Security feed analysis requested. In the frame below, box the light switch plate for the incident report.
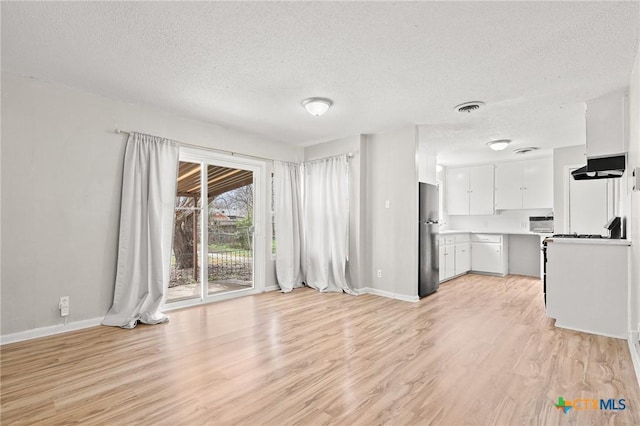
[633,167,640,191]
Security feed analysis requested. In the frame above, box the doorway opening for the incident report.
[566,165,617,235]
[166,151,264,305]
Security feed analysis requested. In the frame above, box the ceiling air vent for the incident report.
[454,101,485,113]
[514,147,540,155]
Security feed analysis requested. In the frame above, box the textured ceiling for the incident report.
[2,2,639,165]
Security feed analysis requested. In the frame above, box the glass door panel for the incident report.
[206,164,254,296]
[167,161,203,303]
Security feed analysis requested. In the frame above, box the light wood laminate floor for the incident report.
[2,274,639,425]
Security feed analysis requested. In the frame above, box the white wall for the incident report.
[447,209,552,233]
[304,135,365,290]
[508,235,542,277]
[0,72,302,336]
[553,145,587,233]
[365,127,419,299]
[417,140,437,185]
[628,41,640,340]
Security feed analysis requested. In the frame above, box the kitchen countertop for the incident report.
[440,230,549,237]
[544,237,631,246]
[440,230,630,245]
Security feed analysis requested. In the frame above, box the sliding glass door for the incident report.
[166,149,264,306]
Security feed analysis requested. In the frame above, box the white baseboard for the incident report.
[352,287,367,296]
[1,285,418,345]
[629,332,640,389]
[264,285,281,292]
[359,287,419,303]
[469,270,507,278]
[0,317,103,346]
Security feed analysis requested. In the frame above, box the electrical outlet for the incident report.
[377,269,382,278]
[59,296,70,317]
[384,200,390,209]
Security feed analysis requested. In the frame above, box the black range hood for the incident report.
[572,155,626,180]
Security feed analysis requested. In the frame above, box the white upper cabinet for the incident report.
[522,158,553,209]
[446,165,494,215]
[495,157,553,210]
[447,164,494,215]
[446,167,470,215]
[495,161,522,210]
[586,89,627,158]
[469,165,495,214]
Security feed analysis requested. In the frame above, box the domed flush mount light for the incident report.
[487,139,511,151]
[302,97,333,116]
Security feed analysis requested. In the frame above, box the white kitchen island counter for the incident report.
[545,239,629,339]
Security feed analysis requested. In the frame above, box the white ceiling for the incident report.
[2,2,639,165]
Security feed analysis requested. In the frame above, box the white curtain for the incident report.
[304,156,354,294]
[102,132,179,329]
[273,161,305,292]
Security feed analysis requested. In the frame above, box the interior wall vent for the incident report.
[514,147,540,154]
[454,101,485,113]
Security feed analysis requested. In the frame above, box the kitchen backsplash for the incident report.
[444,209,553,233]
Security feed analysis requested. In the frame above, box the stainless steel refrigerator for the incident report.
[419,182,439,297]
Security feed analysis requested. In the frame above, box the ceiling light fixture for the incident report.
[487,139,511,151]
[302,97,333,116]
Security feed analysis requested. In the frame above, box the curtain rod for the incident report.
[115,129,277,163]
[115,129,354,163]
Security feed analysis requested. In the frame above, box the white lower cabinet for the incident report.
[439,240,447,282]
[443,245,455,281]
[470,234,508,276]
[455,241,471,275]
[439,237,455,282]
[439,234,470,282]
